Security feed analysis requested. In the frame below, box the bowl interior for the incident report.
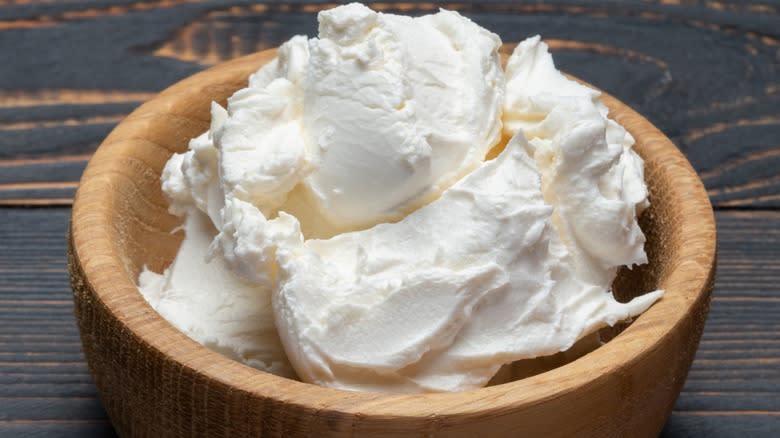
[72,49,713,404]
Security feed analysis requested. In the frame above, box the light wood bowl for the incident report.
[69,48,716,437]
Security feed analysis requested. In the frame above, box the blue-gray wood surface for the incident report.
[0,1,778,436]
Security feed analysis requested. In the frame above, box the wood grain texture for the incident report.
[0,209,116,437]
[1,0,778,436]
[66,48,715,437]
[0,0,778,206]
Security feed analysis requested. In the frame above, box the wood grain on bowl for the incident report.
[67,47,716,437]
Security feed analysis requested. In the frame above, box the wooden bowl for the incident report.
[68,48,716,437]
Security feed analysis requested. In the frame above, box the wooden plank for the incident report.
[0,398,110,421]
[0,383,99,398]
[661,414,779,438]
[0,422,118,438]
[0,373,95,385]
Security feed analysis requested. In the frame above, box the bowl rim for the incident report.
[70,47,716,419]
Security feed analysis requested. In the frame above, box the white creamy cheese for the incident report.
[138,209,295,378]
[301,4,504,232]
[138,3,662,393]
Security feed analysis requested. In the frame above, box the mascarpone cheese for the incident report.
[138,209,295,378]
[138,3,662,393]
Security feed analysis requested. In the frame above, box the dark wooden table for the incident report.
[1,1,778,436]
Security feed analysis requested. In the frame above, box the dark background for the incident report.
[1,1,778,436]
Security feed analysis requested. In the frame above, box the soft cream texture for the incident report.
[273,135,661,392]
[141,3,504,380]
[301,4,504,231]
[138,209,295,378]
[139,4,662,393]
